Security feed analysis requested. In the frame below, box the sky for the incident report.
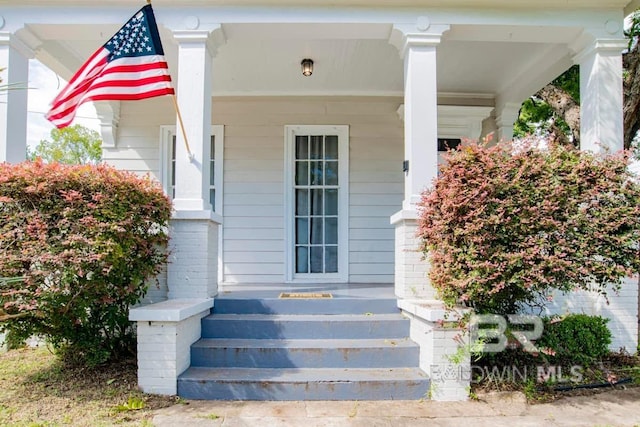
[27,59,100,149]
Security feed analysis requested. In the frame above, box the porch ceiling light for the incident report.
[301,58,314,76]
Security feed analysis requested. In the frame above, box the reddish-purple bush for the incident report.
[418,140,640,313]
[0,161,172,365]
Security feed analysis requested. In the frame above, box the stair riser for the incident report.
[178,379,431,401]
[214,299,399,315]
[191,346,419,368]
[201,319,410,339]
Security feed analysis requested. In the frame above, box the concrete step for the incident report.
[201,313,410,339]
[213,297,399,315]
[191,338,420,368]
[178,367,430,401]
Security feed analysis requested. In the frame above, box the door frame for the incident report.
[284,124,349,283]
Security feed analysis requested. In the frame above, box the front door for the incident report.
[285,125,349,282]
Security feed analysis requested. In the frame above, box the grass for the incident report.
[0,346,177,426]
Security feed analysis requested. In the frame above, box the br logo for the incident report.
[469,314,544,353]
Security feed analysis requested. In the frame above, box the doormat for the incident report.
[279,292,333,299]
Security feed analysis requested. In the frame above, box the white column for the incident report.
[574,39,626,153]
[397,29,448,210]
[172,29,215,211]
[389,22,448,300]
[494,102,521,143]
[0,32,31,163]
[166,27,224,300]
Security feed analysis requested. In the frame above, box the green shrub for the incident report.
[536,314,611,366]
[418,139,640,313]
[0,161,172,366]
[476,314,612,369]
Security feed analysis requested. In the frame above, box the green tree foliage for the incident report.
[28,124,102,164]
[418,139,640,314]
[514,65,579,142]
[0,161,172,366]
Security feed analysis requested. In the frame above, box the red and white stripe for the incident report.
[46,48,174,129]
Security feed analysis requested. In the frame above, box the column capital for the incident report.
[172,25,226,57]
[389,21,450,58]
[494,102,522,129]
[494,102,521,142]
[572,38,627,64]
[0,31,35,59]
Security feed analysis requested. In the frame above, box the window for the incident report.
[160,125,224,214]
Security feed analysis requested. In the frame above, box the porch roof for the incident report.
[4,1,631,124]
[12,0,640,12]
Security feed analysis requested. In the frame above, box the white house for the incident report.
[1,0,638,401]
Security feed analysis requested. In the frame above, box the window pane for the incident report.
[325,246,338,273]
[310,218,323,244]
[210,189,215,212]
[295,161,308,186]
[296,218,308,245]
[296,189,309,215]
[325,218,338,244]
[210,135,215,160]
[325,135,338,160]
[296,246,309,273]
[310,189,323,216]
[310,136,323,159]
[210,160,215,185]
[310,161,323,185]
[171,163,176,187]
[310,246,323,273]
[325,189,338,215]
[171,136,176,161]
[296,136,308,160]
[325,161,338,186]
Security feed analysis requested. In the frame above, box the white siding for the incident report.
[216,97,403,284]
[102,96,175,180]
[103,96,403,285]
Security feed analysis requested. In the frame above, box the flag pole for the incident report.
[171,94,194,161]
[145,0,192,161]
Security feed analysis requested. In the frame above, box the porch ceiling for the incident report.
[23,21,579,105]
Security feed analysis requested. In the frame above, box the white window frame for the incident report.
[159,125,224,215]
[284,125,349,283]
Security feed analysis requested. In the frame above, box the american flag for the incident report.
[46,4,175,128]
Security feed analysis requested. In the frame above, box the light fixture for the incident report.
[301,58,314,76]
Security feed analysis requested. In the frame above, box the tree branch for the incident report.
[535,84,581,145]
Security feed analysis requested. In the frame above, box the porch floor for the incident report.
[217,283,395,299]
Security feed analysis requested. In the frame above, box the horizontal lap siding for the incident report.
[216,97,403,284]
[102,97,175,180]
[216,98,284,283]
[102,96,404,285]
[348,109,403,283]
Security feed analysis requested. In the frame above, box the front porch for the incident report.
[1,0,634,402]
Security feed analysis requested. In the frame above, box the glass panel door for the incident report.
[294,134,339,274]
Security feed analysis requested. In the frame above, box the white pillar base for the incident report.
[391,209,436,300]
[167,211,221,300]
[129,299,213,395]
[399,300,471,401]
